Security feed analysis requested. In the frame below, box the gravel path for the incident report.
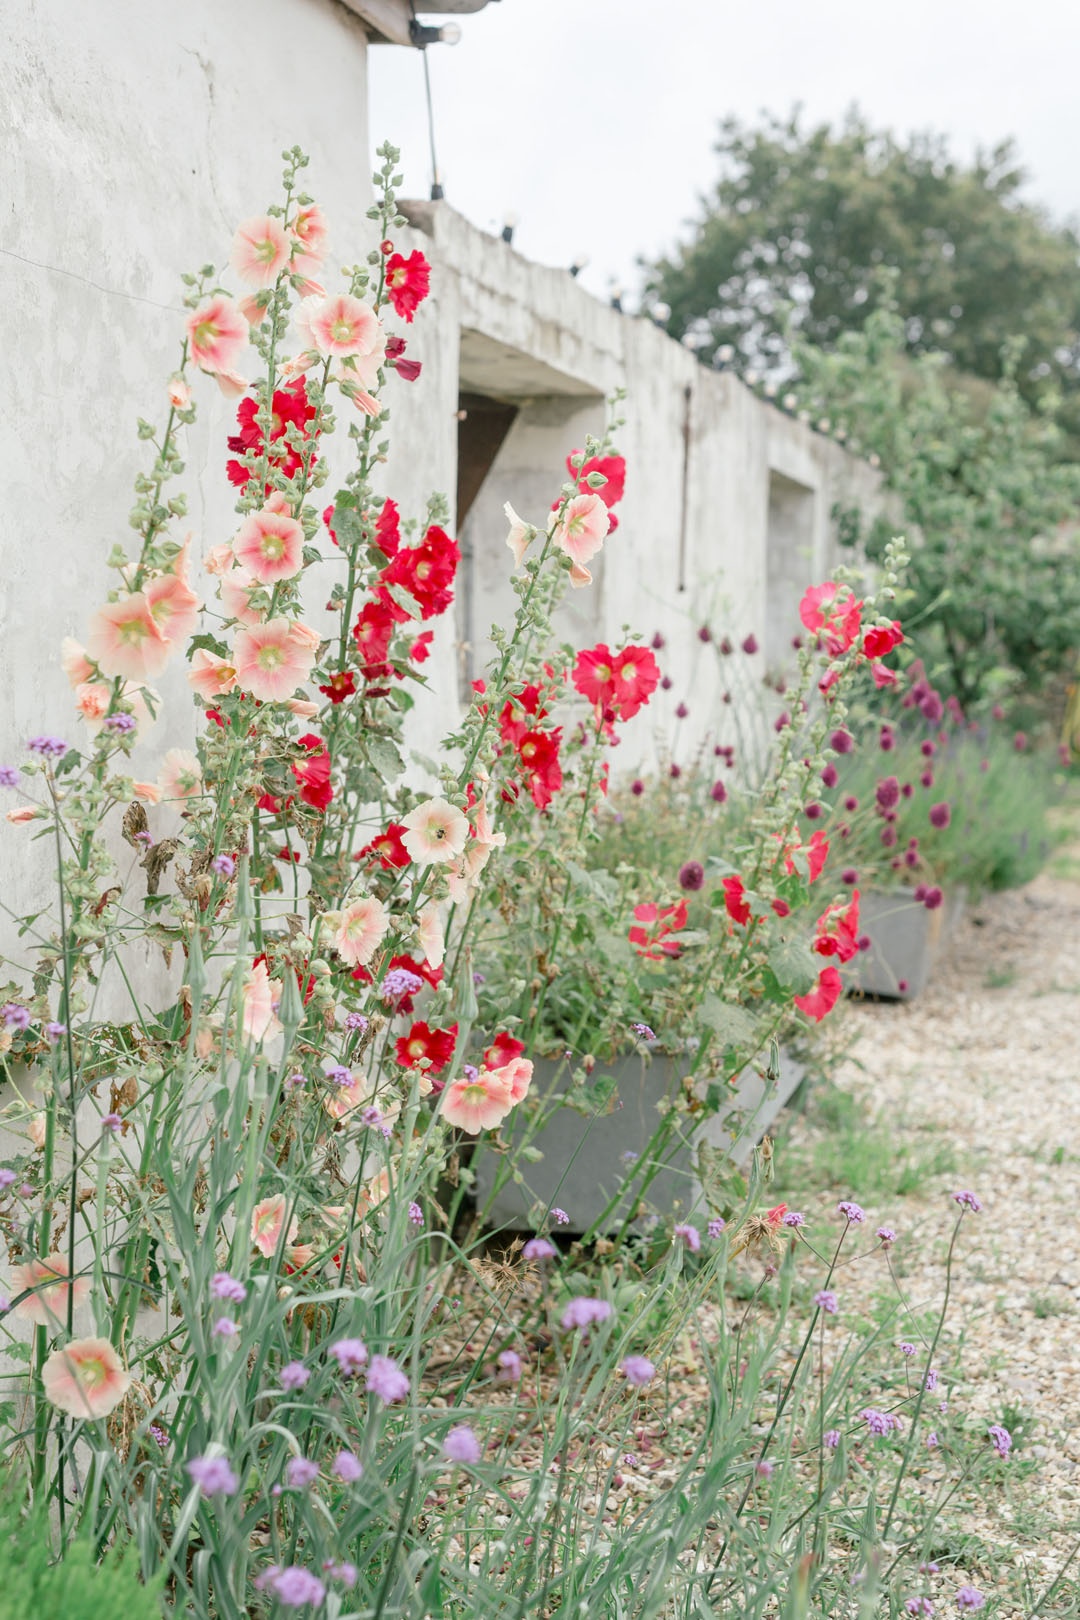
[819,860,1080,1608]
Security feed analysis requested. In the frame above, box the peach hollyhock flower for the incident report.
[324,1069,402,1127]
[132,781,162,804]
[441,1069,515,1134]
[145,571,202,645]
[230,214,290,289]
[283,619,321,653]
[28,1112,48,1148]
[233,508,304,585]
[251,1192,299,1258]
[185,294,248,375]
[61,637,95,687]
[158,748,203,801]
[86,593,170,680]
[7,806,43,825]
[552,492,610,588]
[232,618,317,702]
[241,960,282,1045]
[490,1055,533,1105]
[12,1254,90,1326]
[74,682,111,735]
[188,648,238,700]
[307,293,381,359]
[238,294,269,327]
[41,1336,131,1420]
[204,543,236,577]
[504,502,532,568]
[167,376,191,408]
[286,698,319,719]
[400,798,469,864]
[289,203,329,274]
[417,900,445,969]
[220,567,265,627]
[214,369,250,401]
[335,325,386,392]
[330,895,389,968]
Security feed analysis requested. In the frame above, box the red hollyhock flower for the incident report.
[870,661,899,689]
[353,599,398,668]
[226,378,316,488]
[356,822,411,870]
[396,1020,458,1074]
[318,670,356,704]
[409,630,434,664]
[518,728,563,812]
[566,451,626,508]
[799,581,863,657]
[386,334,422,381]
[609,645,660,719]
[385,250,431,322]
[484,1032,525,1070]
[722,876,752,926]
[253,951,315,1006]
[782,829,830,884]
[628,899,688,960]
[499,683,549,748]
[862,621,903,659]
[794,965,843,1022]
[812,890,861,964]
[764,1202,788,1228]
[374,498,400,558]
[572,644,618,707]
[291,738,333,812]
[380,525,460,620]
[323,504,338,546]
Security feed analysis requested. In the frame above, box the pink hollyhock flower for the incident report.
[145,572,203,645]
[220,567,265,627]
[289,203,329,274]
[335,326,386,391]
[441,1069,515,1133]
[86,593,170,680]
[401,798,469,864]
[233,619,317,702]
[233,508,304,584]
[870,661,899,689]
[307,293,381,359]
[567,450,626,507]
[504,502,532,567]
[628,899,688,959]
[188,648,238,699]
[61,637,95,687]
[185,294,248,375]
[213,369,249,400]
[74,682,112,736]
[6,806,42,825]
[489,1055,533,1104]
[417,900,445,969]
[287,698,320,719]
[238,294,268,326]
[251,1193,299,1259]
[12,1254,90,1326]
[132,780,162,804]
[552,492,610,588]
[241,960,282,1045]
[331,896,389,968]
[204,543,236,577]
[167,376,191,408]
[230,214,290,289]
[158,748,203,800]
[41,1336,131,1419]
[794,965,843,1022]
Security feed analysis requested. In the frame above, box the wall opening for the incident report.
[765,471,816,670]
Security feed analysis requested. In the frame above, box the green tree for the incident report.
[794,304,1080,707]
[645,110,1080,417]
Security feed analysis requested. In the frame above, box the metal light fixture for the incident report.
[500,213,517,245]
[409,19,463,45]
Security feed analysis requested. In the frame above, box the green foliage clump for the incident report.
[0,1499,162,1620]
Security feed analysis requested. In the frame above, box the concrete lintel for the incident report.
[342,0,496,43]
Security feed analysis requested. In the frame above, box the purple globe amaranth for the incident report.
[923,886,944,910]
[829,728,854,754]
[741,633,758,655]
[821,763,838,788]
[678,860,705,891]
[875,775,900,810]
[929,802,951,829]
[710,780,727,804]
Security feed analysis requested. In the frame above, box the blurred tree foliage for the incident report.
[794,305,1080,708]
[645,110,1080,428]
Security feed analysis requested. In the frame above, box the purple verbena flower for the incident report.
[286,1456,320,1488]
[382,967,424,1002]
[953,1190,982,1212]
[955,1587,985,1611]
[211,853,236,878]
[560,1297,613,1331]
[904,1600,933,1616]
[44,1021,67,1041]
[279,1361,310,1391]
[552,1207,569,1226]
[824,1429,840,1449]
[408,1201,423,1227]
[755,1459,774,1478]
[988,1422,1012,1458]
[782,1211,805,1229]
[861,1408,902,1436]
[258,1566,327,1608]
[927,1430,939,1449]
[366,1354,410,1402]
[443,1424,482,1464]
[877,1226,896,1246]
[523,1237,557,1262]
[837,1200,864,1224]
[674,1222,701,1252]
[334,1449,363,1482]
[621,1356,656,1388]
[210,1272,247,1303]
[924,1369,939,1391]
[1,1004,30,1032]
[28,736,68,759]
[0,1169,15,1191]
[344,1011,368,1032]
[104,712,137,734]
[148,1423,169,1449]
[497,1349,523,1381]
[211,1317,238,1339]
[900,1342,916,1357]
[101,1112,122,1133]
[323,1561,358,1587]
[0,766,19,787]
[186,1454,239,1497]
[708,1217,726,1238]
[330,1338,368,1375]
[324,1063,353,1088]
[814,1290,839,1315]
[630,1023,656,1042]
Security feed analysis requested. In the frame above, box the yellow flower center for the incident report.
[256,645,286,671]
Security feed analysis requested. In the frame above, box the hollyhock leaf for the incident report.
[766,938,820,996]
[382,581,424,621]
[187,632,231,662]
[366,736,405,781]
[698,995,757,1050]
[566,862,620,908]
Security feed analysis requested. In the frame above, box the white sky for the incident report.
[368,0,1080,304]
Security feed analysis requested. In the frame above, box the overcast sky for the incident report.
[368,0,1080,304]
